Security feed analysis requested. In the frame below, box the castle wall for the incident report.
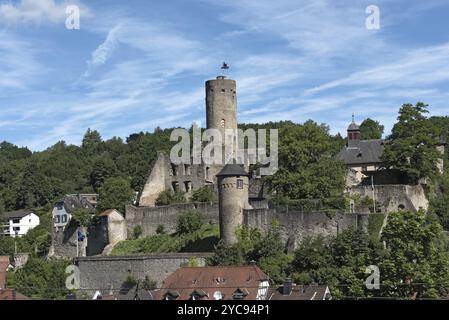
[348,184,428,212]
[125,203,220,238]
[75,253,211,295]
[139,151,171,207]
[243,209,370,250]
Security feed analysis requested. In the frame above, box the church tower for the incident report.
[347,114,361,147]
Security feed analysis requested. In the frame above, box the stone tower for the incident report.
[216,164,251,245]
[205,76,238,135]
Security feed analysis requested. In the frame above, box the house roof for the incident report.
[0,289,31,300]
[3,210,34,219]
[0,256,9,289]
[98,209,118,217]
[156,266,268,300]
[56,194,96,214]
[216,164,249,177]
[268,284,331,300]
[337,139,384,165]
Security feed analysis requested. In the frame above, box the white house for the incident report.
[2,210,40,237]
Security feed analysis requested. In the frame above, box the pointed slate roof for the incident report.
[216,164,249,177]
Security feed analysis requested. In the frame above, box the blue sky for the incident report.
[1,0,449,150]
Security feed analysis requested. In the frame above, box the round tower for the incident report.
[216,164,251,245]
[205,76,237,134]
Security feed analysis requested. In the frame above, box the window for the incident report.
[55,216,61,223]
[237,179,243,189]
[12,219,20,224]
[13,227,20,232]
[62,215,68,223]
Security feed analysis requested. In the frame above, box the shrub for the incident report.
[176,210,204,235]
[155,190,186,206]
[156,224,166,234]
[126,274,137,286]
[133,225,143,239]
[142,276,157,290]
[191,186,217,203]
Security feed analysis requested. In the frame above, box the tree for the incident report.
[379,211,449,298]
[382,103,440,182]
[98,177,134,213]
[176,210,204,235]
[8,257,71,300]
[82,128,102,149]
[89,154,118,192]
[207,223,291,284]
[191,186,217,203]
[360,118,384,140]
[268,120,345,200]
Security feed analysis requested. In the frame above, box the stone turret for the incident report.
[217,164,252,245]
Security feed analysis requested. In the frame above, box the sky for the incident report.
[1,0,449,151]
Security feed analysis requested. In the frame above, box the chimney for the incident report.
[283,278,293,295]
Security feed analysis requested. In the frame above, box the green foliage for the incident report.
[133,225,143,239]
[359,118,384,140]
[156,224,166,234]
[98,177,134,212]
[155,190,186,206]
[142,276,157,290]
[291,228,379,299]
[382,102,441,182]
[207,223,291,284]
[191,186,217,203]
[111,224,219,255]
[176,210,204,235]
[379,211,449,298]
[291,212,449,299]
[126,274,138,286]
[267,120,345,200]
[367,214,386,241]
[0,127,174,213]
[71,208,94,227]
[8,257,70,300]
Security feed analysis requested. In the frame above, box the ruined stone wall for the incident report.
[50,223,79,259]
[125,203,220,238]
[75,253,211,295]
[348,184,428,212]
[243,209,369,250]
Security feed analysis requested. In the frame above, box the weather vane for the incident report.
[221,62,229,75]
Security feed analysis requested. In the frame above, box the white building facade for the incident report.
[2,210,40,237]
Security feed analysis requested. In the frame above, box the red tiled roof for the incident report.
[0,289,31,300]
[156,266,269,300]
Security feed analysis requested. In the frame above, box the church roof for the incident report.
[347,122,360,131]
[216,164,249,177]
[337,139,385,165]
